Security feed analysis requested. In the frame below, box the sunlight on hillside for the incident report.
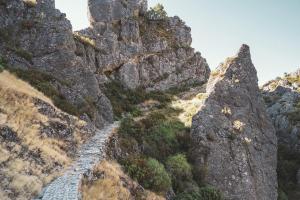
[0,71,87,199]
[172,93,207,127]
[81,160,165,200]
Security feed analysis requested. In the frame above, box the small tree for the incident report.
[147,3,168,21]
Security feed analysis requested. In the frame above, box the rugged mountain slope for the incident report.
[0,71,92,199]
[190,45,278,200]
[262,71,300,199]
[0,0,210,129]
[81,160,165,200]
[0,0,114,128]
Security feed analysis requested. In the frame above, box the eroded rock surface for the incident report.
[190,45,277,200]
[0,0,114,128]
[262,70,300,198]
[262,72,300,153]
[0,0,209,128]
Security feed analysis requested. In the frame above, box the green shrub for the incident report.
[277,144,300,198]
[147,4,168,21]
[166,154,192,180]
[123,156,171,193]
[166,154,193,192]
[175,186,223,200]
[145,158,172,193]
[15,48,33,62]
[143,120,188,161]
[278,189,288,200]
[7,68,81,116]
[103,81,172,119]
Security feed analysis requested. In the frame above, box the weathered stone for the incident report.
[88,0,147,23]
[191,44,278,200]
[262,72,300,153]
[0,0,114,128]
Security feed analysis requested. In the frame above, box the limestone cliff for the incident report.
[0,0,210,129]
[190,45,278,200]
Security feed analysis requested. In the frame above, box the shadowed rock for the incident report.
[191,44,278,200]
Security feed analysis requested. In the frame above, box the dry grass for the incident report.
[23,0,37,7]
[81,160,165,200]
[171,93,207,127]
[0,71,87,199]
[233,120,245,132]
[73,32,96,47]
[0,71,52,104]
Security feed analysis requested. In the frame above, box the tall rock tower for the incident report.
[191,45,278,200]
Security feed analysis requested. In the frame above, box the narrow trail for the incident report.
[37,122,119,200]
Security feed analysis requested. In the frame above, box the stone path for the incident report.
[37,122,119,200]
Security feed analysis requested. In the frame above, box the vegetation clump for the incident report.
[175,186,223,200]
[103,81,173,119]
[109,81,222,198]
[277,144,300,199]
[73,32,96,48]
[23,0,37,7]
[146,4,168,21]
[6,67,82,116]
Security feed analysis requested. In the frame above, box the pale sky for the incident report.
[55,0,300,84]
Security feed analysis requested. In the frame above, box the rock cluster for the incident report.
[0,0,209,128]
[262,73,300,153]
[262,70,300,197]
[190,45,278,200]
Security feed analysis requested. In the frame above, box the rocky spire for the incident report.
[190,44,278,200]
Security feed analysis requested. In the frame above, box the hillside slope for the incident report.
[0,71,92,199]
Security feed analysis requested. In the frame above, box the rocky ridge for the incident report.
[262,71,300,199]
[0,0,210,128]
[190,45,278,200]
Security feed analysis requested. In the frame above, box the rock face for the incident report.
[77,0,210,91]
[190,45,278,200]
[262,74,300,153]
[0,0,114,128]
[0,0,209,128]
[262,71,300,198]
[88,0,147,23]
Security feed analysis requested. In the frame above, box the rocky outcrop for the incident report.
[76,0,210,91]
[262,71,300,199]
[190,45,277,200]
[0,0,209,128]
[262,72,300,153]
[88,0,147,23]
[0,0,113,128]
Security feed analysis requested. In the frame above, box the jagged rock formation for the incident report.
[262,72,300,153]
[0,0,209,128]
[262,71,300,199]
[88,0,147,23]
[190,45,278,200]
[0,0,113,128]
[77,0,210,91]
